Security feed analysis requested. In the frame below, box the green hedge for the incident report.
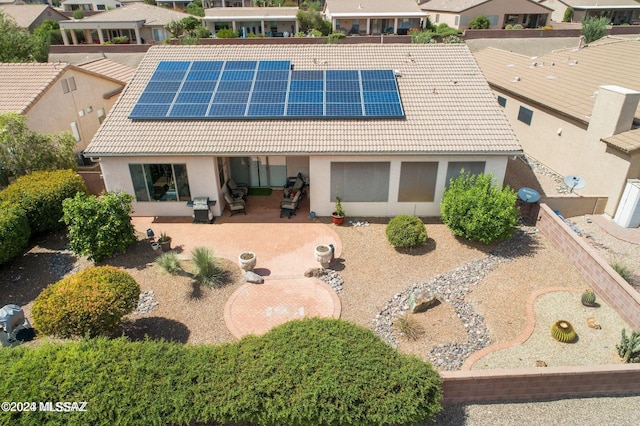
[386,214,427,248]
[0,318,442,425]
[32,266,140,338]
[0,169,87,234]
[0,202,31,264]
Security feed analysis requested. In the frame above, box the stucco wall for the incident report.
[309,154,509,217]
[431,11,460,28]
[465,0,551,29]
[493,90,630,216]
[25,68,122,152]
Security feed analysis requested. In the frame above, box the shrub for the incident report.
[441,171,519,243]
[156,251,182,274]
[611,261,633,281]
[394,313,425,340]
[0,318,442,425]
[469,15,490,29]
[512,24,524,30]
[0,202,31,264]
[412,30,436,44]
[32,266,140,338]
[563,7,574,22]
[505,24,513,30]
[194,26,211,38]
[442,35,463,44]
[0,169,87,234]
[216,28,237,38]
[386,215,427,248]
[62,191,137,262]
[327,32,345,43]
[191,247,226,287]
[436,23,460,37]
[72,9,84,19]
[616,328,640,363]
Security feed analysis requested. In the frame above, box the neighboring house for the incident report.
[324,0,427,35]
[203,7,299,36]
[473,37,640,220]
[420,0,552,30]
[60,0,122,12]
[0,4,68,31]
[540,0,640,25]
[58,3,193,44]
[83,44,521,218]
[0,60,133,154]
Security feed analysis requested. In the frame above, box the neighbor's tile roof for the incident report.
[204,7,299,19]
[325,0,426,15]
[77,57,135,84]
[0,5,65,29]
[603,128,640,155]
[420,0,488,12]
[473,37,640,125]
[560,0,640,8]
[85,44,521,156]
[82,3,191,25]
[0,62,67,114]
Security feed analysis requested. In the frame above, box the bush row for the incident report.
[0,318,442,425]
[0,170,86,264]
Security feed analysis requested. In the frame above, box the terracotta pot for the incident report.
[159,238,172,251]
[331,213,345,225]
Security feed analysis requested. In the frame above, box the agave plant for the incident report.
[191,247,226,287]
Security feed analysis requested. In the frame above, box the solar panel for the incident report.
[129,60,404,120]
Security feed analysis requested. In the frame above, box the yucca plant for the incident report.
[616,328,640,363]
[156,252,182,275]
[611,261,633,282]
[191,247,226,287]
[394,313,425,341]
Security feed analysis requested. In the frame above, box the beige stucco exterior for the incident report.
[492,88,640,217]
[426,0,551,29]
[25,68,124,152]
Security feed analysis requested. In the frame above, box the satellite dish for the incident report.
[564,175,586,192]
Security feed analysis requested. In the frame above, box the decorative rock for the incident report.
[409,290,439,313]
[304,268,326,278]
[318,269,344,294]
[587,317,601,329]
[534,360,548,367]
[244,271,264,284]
[134,290,159,314]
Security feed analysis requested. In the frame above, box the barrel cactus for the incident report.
[581,289,597,307]
[551,320,577,343]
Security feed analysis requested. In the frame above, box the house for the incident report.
[420,0,552,30]
[0,4,68,32]
[324,0,427,35]
[60,0,122,13]
[540,0,640,25]
[0,60,133,155]
[58,3,193,45]
[473,37,640,220]
[83,44,521,218]
[203,7,300,37]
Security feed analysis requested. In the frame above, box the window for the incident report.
[398,162,438,202]
[517,106,533,125]
[455,16,461,26]
[70,122,80,142]
[129,164,191,202]
[487,15,499,26]
[61,77,76,94]
[445,161,485,187]
[331,162,390,202]
[97,4,106,10]
[97,108,105,124]
[435,14,440,23]
[497,96,507,107]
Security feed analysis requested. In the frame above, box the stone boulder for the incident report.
[304,268,326,278]
[409,290,439,314]
[244,271,264,284]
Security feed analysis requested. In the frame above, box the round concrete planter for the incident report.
[239,251,257,271]
[315,244,332,266]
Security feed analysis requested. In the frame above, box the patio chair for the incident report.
[280,191,301,219]
[224,192,246,216]
[227,178,248,199]
[283,173,305,198]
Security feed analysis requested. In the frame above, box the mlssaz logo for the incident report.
[39,402,88,412]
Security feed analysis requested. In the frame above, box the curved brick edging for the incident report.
[461,287,583,370]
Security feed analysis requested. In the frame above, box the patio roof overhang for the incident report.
[59,19,146,31]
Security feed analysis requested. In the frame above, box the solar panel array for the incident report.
[129,60,404,120]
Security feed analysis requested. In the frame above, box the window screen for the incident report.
[497,96,507,107]
[518,106,533,125]
[445,161,485,187]
[398,162,438,202]
[331,162,390,202]
[129,163,191,202]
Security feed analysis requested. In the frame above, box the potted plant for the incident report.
[158,231,172,251]
[331,195,345,225]
[314,244,333,266]
[238,251,257,271]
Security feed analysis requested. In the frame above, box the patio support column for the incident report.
[232,21,237,32]
[84,29,92,44]
[332,19,337,31]
[134,26,142,44]
[366,18,370,35]
[261,20,265,35]
[60,28,70,45]
[394,17,398,34]
[70,29,78,45]
[295,21,299,33]
[97,27,105,44]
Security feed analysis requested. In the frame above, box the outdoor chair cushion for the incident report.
[227,178,248,198]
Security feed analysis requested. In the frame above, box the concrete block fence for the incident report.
[439,203,640,404]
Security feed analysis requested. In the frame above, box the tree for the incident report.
[165,20,184,38]
[62,191,137,262]
[296,9,331,35]
[563,7,574,22]
[0,113,76,187]
[469,15,490,29]
[180,16,202,35]
[582,16,609,43]
[186,1,205,17]
[0,11,46,63]
[441,171,519,243]
[72,9,84,20]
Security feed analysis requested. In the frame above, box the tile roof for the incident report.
[419,0,489,12]
[85,44,521,156]
[81,3,192,25]
[204,7,299,19]
[0,4,66,29]
[473,37,640,125]
[603,128,640,155]
[325,0,426,15]
[0,62,67,114]
[76,57,135,84]
[559,0,640,7]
